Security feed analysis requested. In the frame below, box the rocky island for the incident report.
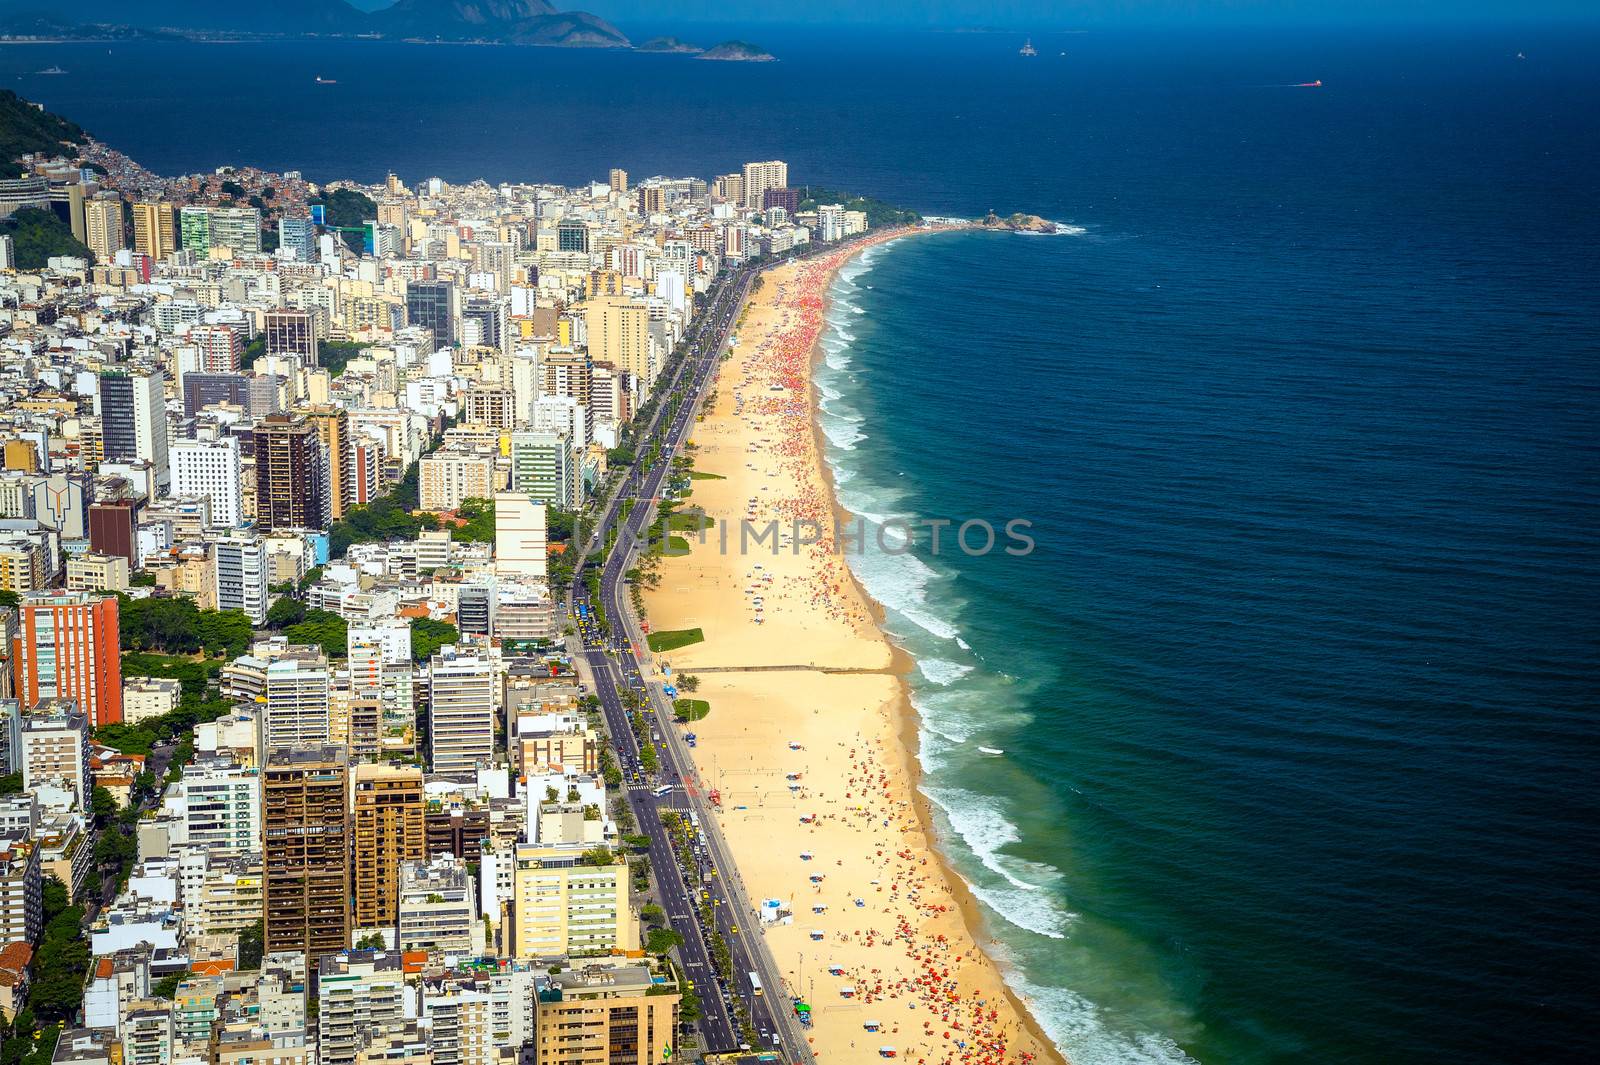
[696,40,777,62]
[636,36,703,54]
[978,210,1059,233]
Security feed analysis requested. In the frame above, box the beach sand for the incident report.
[641,232,1067,1065]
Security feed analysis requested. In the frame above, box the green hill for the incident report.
[0,208,95,269]
[0,91,88,177]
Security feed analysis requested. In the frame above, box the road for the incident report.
[568,260,818,1061]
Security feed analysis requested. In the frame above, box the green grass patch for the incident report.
[647,628,705,653]
[687,470,726,480]
[668,510,714,532]
[665,535,692,555]
[673,699,710,722]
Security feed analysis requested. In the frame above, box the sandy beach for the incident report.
[641,231,1067,1065]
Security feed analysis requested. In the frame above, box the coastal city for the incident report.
[0,86,1060,1065]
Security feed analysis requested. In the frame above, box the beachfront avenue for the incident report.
[569,258,813,1057]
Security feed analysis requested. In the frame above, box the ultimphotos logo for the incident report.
[663,516,1036,557]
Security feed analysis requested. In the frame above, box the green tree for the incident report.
[410,618,458,663]
[0,90,87,179]
[196,609,254,657]
[150,971,187,999]
[450,497,496,543]
[266,596,306,629]
[237,919,264,970]
[0,773,20,797]
[89,785,119,823]
[312,188,377,251]
[41,876,69,923]
[317,340,371,378]
[285,609,349,659]
[355,932,386,950]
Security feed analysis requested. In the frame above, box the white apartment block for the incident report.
[123,677,182,723]
[427,647,496,776]
[263,652,331,750]
[171,438,243,527]
[177,760,261,855]
[213,535,269,624]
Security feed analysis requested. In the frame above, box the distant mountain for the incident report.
[375,0,627,46]
[0,12,179,39]
[0,0,629,46]
[697,40,776,63]
[40,0,362,34]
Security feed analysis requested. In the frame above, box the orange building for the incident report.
[12,592,123,727]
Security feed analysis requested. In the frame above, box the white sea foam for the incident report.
[923,786,1071,939]
[1001,977,1199,1065]
[917,657,975,685]
[910,690,979,745]
[819,418,864,450]
[1009,222,1088,237]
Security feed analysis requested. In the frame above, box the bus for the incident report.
[653,784,674,798]
[749,972,763,997]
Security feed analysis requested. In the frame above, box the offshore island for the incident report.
[0,84,1063,1065]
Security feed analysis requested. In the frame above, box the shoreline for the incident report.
[643,226,1068,1065]
[804,232,1071,1065]
[800,231,1075,1061]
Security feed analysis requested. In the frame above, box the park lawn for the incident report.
[667,510,714,532]
[647,627,705,653]
[673,698,711,722]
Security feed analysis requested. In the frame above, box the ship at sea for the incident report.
[1019,38,1037,57]
[36,66,67,75]
[316,75,338,85]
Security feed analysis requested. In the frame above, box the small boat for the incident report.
[36,66,67,75]
[978,746,1004,756]
[1019,39,1037,57]
[315,75,338,85]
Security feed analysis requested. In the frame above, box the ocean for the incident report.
[9,21,1598,1063]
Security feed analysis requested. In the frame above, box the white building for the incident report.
[263,651,331,751]
[397,856,476,957]
[493,493,547,581]
[212,534,269,624]
[170,438,243,527]
[175,759,261,855]
[123,677,182,724]
[316,951,409,1065]
[427,647,496,776]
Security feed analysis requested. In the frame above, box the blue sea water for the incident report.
[8,22,1598,1063]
